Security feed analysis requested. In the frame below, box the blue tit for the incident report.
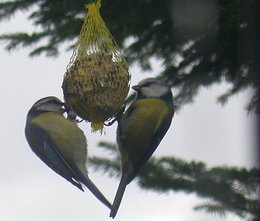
[25,96,111,209]
[110,78,174,218]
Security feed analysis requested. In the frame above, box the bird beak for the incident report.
[132,85,140,91]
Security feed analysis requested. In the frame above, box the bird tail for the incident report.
[110,175,128,218]
[81,175,112,209]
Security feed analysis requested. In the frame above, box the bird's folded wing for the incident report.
[42,135,84,191]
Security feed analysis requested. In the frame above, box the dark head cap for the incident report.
[28,96,65,116]
[132,78,172,99]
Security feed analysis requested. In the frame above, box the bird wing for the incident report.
[28,113,112,208]
[27,112,85,190]
[117,98,173,183]
[42,133,85,191]
[148,99,174,159]
[27,126,84,191]
[110,98,173,217]
[42,133,112,209]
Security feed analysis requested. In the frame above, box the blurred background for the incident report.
[0,0,259,221]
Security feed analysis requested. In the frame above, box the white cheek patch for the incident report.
[141,84,169,98]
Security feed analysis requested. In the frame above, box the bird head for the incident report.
[132,78,172,100]
[27,97,65,120]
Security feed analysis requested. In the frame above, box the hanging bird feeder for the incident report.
[62,0,130,132]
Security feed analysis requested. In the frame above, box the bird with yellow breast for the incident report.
[110,78,174,218]
[25,96,111,209]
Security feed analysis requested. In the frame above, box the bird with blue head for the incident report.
[110,78,174,218]
[25,96,111,209]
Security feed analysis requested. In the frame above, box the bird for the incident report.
[25,96,111,209]
[110,78,174,218]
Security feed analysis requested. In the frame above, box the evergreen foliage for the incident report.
[90,142,260,221]
[0,0,259,111]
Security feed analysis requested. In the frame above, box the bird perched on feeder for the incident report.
[110,78,174,218]
[25,96,111,209]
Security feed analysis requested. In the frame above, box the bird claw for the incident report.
[104,119,116,126]
[104,105,126,127]
[64,107,83,123]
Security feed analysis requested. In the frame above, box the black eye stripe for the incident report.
[140,81,152,87]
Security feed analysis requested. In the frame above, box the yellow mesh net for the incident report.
[62,1,130,132]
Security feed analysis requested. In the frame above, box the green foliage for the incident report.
[89,141,260,220]
[0,0,259,111]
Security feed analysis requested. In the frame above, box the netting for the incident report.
[62,1,130,132]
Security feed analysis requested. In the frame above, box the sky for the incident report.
[0,7,258,221]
